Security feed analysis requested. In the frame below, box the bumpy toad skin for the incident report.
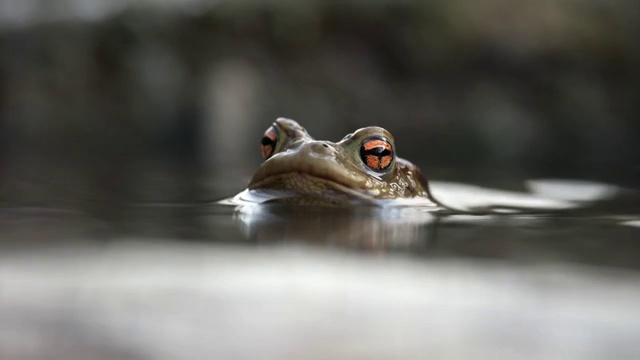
[248,118,437,205]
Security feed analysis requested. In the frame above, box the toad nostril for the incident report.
[309,142,333,155]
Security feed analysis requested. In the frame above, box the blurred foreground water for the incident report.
[2,242,640,360]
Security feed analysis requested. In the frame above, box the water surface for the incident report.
[1,161,640,359]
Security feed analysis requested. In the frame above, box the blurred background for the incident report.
[1,0,639,204]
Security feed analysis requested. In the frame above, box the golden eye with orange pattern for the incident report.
[360,137,394,172]
[260,126,279,159]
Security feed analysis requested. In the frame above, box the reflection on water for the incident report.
[233,204,437,250]
[221,179,640,266]
[623,220,640,228]
[2,168,640,359]
[225,190,640,268]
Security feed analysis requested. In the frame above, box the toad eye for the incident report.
[260,126,279,159]
[360,137,394,172]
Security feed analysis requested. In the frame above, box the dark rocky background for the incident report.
[1,0,639,200]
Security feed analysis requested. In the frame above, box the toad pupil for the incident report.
[260,127,279,159]
[360,139,393,171]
